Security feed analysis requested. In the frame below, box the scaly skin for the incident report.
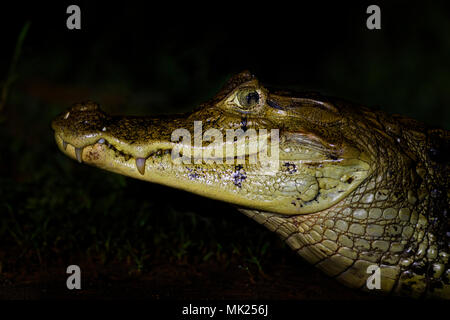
[52,71,449,298]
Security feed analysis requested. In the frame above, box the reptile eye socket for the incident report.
[237,90,260,109]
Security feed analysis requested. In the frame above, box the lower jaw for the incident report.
[54,135,296,213]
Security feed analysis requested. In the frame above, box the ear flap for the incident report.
[268,91,339,113]
[268,91,342,125]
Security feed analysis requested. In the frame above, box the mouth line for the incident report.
[58,135,271,169]
[57,134,268,175]
[56,131,344,178]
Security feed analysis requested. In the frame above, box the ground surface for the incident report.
[0,248,381,300]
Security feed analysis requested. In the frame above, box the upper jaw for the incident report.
[54,130,175,160]
[51,102,179,175]
[51,102,180,159]
[54,132,174,176]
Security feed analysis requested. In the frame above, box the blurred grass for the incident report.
[0,21,30,117]
[0,95,281,277]
[0,118,280,275]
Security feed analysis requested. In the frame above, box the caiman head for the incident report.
[52,71,449,298]
[51,71,371,215]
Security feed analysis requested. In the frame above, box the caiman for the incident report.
[51,71,449,299]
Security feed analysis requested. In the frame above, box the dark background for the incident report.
[0,1,448,300]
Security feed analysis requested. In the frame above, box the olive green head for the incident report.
[52,71,375,214]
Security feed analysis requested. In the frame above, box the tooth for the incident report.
[98,138,105,144]
[75,147,83,163]
[136,157,146,175]
[62,140,68,150]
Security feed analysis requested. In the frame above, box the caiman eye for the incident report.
[237,89,260,109]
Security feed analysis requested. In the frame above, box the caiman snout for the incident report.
[52,101,107,143]
[52,101,179,172]
[52,100,103,126]
[68,100,100,112]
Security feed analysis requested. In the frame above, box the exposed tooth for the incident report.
[136,157,146,175]
[98,138,105,144]
[75,147,83,163]
[62,140,68,150]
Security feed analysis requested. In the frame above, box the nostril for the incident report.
[71,101,100,112]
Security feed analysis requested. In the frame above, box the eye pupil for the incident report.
[246,91,259,105]
[237,89,260,109]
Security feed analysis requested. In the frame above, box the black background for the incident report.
[2,1,449,126]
